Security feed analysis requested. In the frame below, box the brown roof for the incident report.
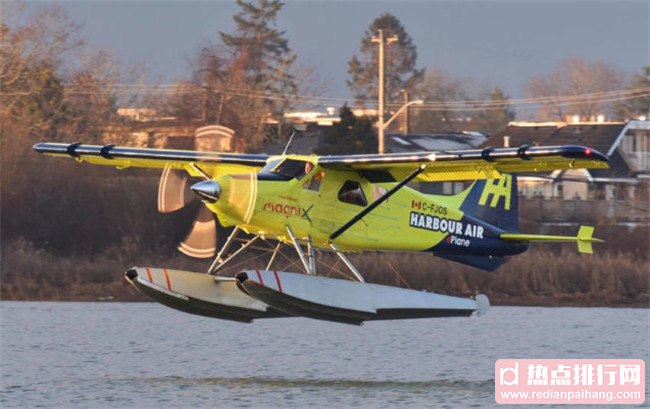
[482,125,559,148]
[482,123,625,155]
[544,124,625,154]
[482,122,631,177]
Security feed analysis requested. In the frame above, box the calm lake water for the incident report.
[1,302,648,408]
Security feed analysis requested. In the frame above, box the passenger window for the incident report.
[303,171,324,192]
[338,181,367,207]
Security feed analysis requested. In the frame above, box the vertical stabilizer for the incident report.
[459,173,518,232]
[577,225,595,254]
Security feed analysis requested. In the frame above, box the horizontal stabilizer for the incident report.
[500,225,603,254]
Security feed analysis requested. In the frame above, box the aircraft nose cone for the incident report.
[191,180,221,203]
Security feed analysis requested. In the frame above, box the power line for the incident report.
[9,83,649,112]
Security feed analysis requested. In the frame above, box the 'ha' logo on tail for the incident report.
[478,174,512,210]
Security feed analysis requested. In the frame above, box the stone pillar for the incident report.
[195,125,235,152]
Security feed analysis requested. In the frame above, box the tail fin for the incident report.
[576,225,597,254]
[459,173,518,232]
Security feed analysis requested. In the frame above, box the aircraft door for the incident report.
[298,169,325,235]
[317,176,370,240]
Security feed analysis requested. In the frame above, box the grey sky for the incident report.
[39,0,649,111]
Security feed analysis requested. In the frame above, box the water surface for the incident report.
[1,302,648,408]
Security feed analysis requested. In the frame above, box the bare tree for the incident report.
[1,3,155,255]
[65,47,148,143]
[613,67,650,121]
[410,69,472,133]
[525,56,624,121]
[1,3,83,135]
[186,44,270,150]
[1,3,84,224]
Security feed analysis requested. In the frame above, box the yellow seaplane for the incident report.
[33,142,608,324]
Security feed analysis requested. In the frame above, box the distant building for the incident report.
[116,108,158,122]
[385,131,486,153]
[283,111,340,128]
[481,120,650,223]
[106,109,234,152]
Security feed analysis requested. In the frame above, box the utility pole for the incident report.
[371,29,398,154]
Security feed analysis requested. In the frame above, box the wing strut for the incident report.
[208,226,264,274]
[329,165,426,241]
[330,243,365,283]
[286,225,316,275]
[265,242,283,270]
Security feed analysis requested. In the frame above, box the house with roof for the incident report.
[481,120,649,223]
[384,131,487,153]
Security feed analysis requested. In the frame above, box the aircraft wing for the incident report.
[317,145,609,181]
[32,142,269,178]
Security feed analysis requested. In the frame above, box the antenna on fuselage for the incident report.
[281,132,296,156]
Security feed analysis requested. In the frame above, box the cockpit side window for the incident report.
[303,171,324,192]
[338,180,367,207]
[271,159,312,180]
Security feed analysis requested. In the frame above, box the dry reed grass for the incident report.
[2,238,647,306]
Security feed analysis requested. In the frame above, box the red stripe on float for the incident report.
[255,270,264,286]
[273,270,283,293]
[145,268,153,282]
[163,269,172,290]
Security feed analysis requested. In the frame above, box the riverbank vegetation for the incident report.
[2,234,647,307]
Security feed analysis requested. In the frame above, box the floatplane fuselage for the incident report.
[34,142,608,324]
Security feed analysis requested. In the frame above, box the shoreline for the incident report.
[2,289,648,309]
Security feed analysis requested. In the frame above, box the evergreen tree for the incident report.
[315,105,376,155]
[347,13,424,106]
[219,0,296,100]
[214,0,298,148]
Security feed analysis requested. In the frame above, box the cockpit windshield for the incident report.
[270,159,312,180]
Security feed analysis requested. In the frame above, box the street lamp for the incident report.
[399,89,409,134]
[379,99,424,150]
[384,99,423,129]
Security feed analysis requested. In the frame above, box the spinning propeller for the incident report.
[158,165,217,258]
[157,165,259,259]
